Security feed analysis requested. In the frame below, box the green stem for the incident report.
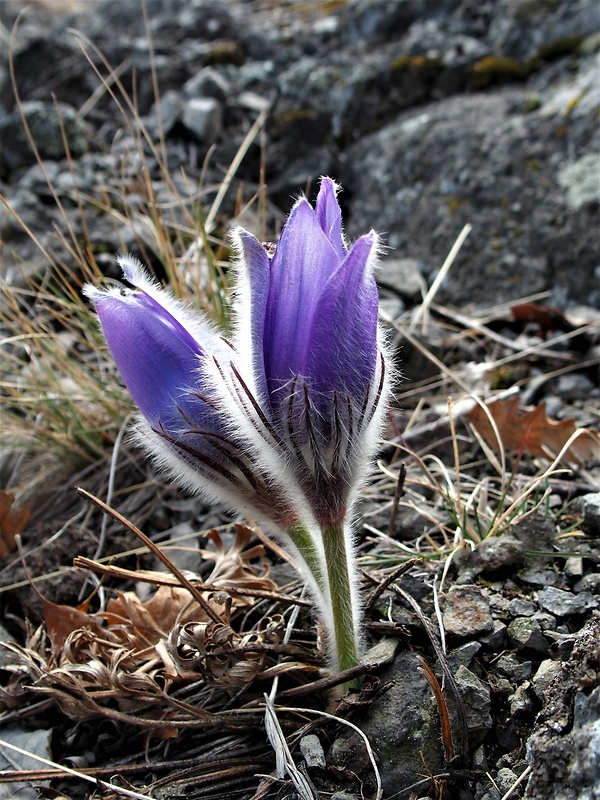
[286,521,328,597]
[321,521,359,674]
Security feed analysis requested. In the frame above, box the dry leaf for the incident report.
[200,524,276,598]
[510,302,575,337]
[0,491,30,556]
[42,597,105,653]
[467,395,600,465]
[99,585,212,653]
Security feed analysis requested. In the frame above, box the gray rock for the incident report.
[183,67,231,101]
[353,650,443,795]
[557,153,600,211]
[518,568,560,587]
[376,256,425,302]
[0,726,53,800]
[378,294,405,321]
[443,585,493,637]
[454,665,493,748]
[489,594,511,618]
[497,654,532,682]
[236,91,271,113]
[510,684,533,716]
[300,733,326,770]
[509,515,557,552]
[531,611,557,632]
[564,556,584,578]
[524,620,600,799]
[553,373,598,401]
[341,80,598,308]
[146,89,184,135]
[496,767,520,794]
[509,598,536,617]
[330,793,360,800]
[447,641,481,670]
[574,573,600,594]
[480,790,501,800]
[507,617,549,653]
[537,586,597,617]
[531,659,563,701]
[0,101,88,175]
[182,97,223,143]
[480,619,508,649]
[328,733,372,775]
[458,533,525,575]
[578,493,600,536]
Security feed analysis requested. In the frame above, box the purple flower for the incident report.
[84,257,304,532]
[234,178,388,526]
[85,177,391,675]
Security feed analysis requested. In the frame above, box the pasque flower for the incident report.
[234,178,387,528]
[85,177,390,676]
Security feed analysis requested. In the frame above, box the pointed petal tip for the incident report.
[82,282,103,304]
[319,175,341,195]
[115,253,150,287]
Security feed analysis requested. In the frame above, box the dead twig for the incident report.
[363,558,421,613]
[73,555,312,607]
[387,461,407,537]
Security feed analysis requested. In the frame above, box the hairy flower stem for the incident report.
[321,521,359,675]
[286,521,328,597]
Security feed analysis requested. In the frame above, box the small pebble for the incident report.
[443,585,493,637]
[537,586,597,616]
[468,534,524,573]
[328,734,371,773]
[532,610,557,631]
[472,744,488,770]
[578,492,600,536]
[508,598,536,617]
[447,641,481,670]
[518,568,558,586]
[480,789,501,800]
[531,658,563,699]
[555,373,596,400]
[496,767,520,794]
[564,556,584,577]
[480,620,508,649]
[300,734,326,770]
[574,573,600,593]
[507,617,548,653]
[510,683,533,715]
[455,665,493,745]
[489,595,511,618]
[496,654,532,681]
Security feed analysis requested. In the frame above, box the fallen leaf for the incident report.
[43,597,105,653]
[467,395,600,465]
[0,491,30,557]
[99,585,214,653]
[510,302,575,337]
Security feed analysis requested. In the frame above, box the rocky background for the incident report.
[1,0,599,309]
[0,3,599,800]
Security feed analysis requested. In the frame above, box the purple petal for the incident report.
[263,199,339,390]
[306,232,379,397]
[95,291,204,424]
[236,231,271,401]
[315,177,346,260]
